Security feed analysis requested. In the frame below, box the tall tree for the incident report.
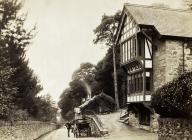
[93,11,121,109]
[34,94,57,122]
[72,62,96,84]
[72,62,97,97]
[0,0,21,120]
[58,88,75,120]
[0,39,17,120]
[58,63,96,120]
[0,0,42,119]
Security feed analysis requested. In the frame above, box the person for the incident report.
[65,121,72,137]
[72,123,78,137]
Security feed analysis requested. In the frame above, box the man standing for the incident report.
[65,121,71,137]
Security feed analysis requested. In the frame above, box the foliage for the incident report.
[0,0,53,122]
[0,45,17,119]
[0,0,44,119]
[93,11,121,109]
[0,0,20,119]
[93,11,121,46]
[59,11,126,119]
[10,109,29,121]
[69,80,88,100]
[58,89,75,121]
[58,47,125,121]
[34,95,57,122]
[59,63,96,120]
[94,47,125,106]
[151,72,192,118]
[72,62,96,84]
[185,0,192,9]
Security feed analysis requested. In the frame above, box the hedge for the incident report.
[151,72,192,118]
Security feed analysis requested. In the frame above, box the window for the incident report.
[122,44,124,63]
[119,18,154,94]
[125,42,127,62]
[120,15,137,64]
[120,32,153,64]
[128,72,143,93]
[127,71,152,94]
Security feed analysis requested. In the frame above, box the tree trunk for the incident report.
[112,45,119,110]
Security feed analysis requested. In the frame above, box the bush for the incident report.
[151,72,192,118]
[11,109,30,121]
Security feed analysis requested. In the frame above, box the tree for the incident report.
[0,0,43,117]
[72,63,96,84]
[94,47,125,107]
[0,0,47,121]
[72,62,97,97]
[0,42,17,119]
[93,11,121,109]
[185,0,192,9]
[58,63,97,120]
[34,95,57,122]
[0,0,21,120]
[69,80,88,104]
[58,88,75,120]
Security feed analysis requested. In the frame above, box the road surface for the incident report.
[40,112,158,140]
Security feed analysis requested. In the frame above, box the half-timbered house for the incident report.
[115,3,192,132]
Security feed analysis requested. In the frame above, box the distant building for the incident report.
[75,92,115,114]
[115,3,192,132]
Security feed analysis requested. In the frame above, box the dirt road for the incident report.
[40,112,158,140]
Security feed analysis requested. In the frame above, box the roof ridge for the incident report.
[124,3,192,13]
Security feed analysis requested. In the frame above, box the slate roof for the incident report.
[79,93,115,110]
[124,3,192,38]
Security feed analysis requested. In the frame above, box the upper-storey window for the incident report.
[118,14,153,94]
[120,16,137,43]
[120,15,138,63]
[119,14,153,67]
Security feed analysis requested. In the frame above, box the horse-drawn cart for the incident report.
[73,118,91,137]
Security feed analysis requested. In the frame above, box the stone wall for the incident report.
[158,118,192,140]
[128,112,140,128]
[0,121,57,140]
[165,40,183,83]
[150,113,159,133]
[128,111,158,132]
[153,39,192,90]
[89,119,101,137]
[153,39,166,90]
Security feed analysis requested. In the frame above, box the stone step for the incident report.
[118,117,129,124]
[120,113,129,120]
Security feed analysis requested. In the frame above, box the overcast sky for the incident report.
[23,0,186,102]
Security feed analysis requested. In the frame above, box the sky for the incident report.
[23,0,186,103]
